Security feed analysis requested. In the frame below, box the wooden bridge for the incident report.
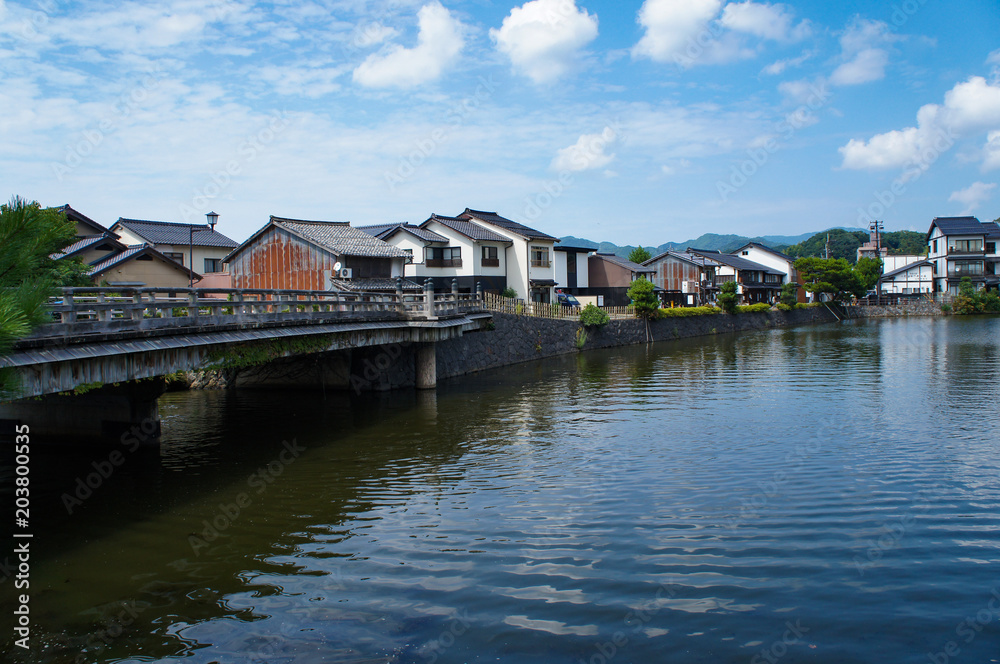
[0,282,490,443]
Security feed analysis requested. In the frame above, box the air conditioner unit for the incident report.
[339,268,353,279]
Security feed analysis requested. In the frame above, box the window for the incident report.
[742,250,749,255]
[932,239,938,253]
[481,246,499,267]
[530,246,550,268]
[203,258,222,273]
[987,242,996,254]
[949,260,984,277]
[164,252,184,266]
[949,239,983,253]
[402,248,414,264]
[426,246,462,267]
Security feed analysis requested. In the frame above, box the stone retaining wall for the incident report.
[437,307,838,380]
[845,299,943,318]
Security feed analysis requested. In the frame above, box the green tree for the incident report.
[627,277,659,319]
[784,229,868,262]
[1,197,84,397]
[628,245,652,264]
[779,281,799,307]
[854,257,883,291]
[500,287,517,299]
[579,303,610,327]
[793,257,864,301]
[717,280,738,313]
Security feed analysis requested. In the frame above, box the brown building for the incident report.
[643,250,718,305]
[225,216,418,292]
[52,205,196,287]
[583,252,658,306]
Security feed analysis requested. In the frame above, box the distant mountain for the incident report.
[559,229,862,260]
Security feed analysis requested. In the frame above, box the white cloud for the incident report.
[840,76,1000,171]
[830,47,889,86]
[490,0,599,84]
[551,129,617,172]
[632,0,722,63]
[257,63,347,98]
[762,50,812,76]
[948,181,997,214]
[829,19,893,87]
[719,2,809,42]
[984,131,1000,171]
[352,2,464,89]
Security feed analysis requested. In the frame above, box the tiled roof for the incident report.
[882,260,932,280]
[554,244,597,252]
[115,218,239,248]
[644,250,702,267]
[423,214,512,243]
[328,277,422,292]
[272,217,410,258]
[55,205,110,234]
[458,208,558,241]
[88,244,199,279]
[983,222,1000,239]
[732,241,794,262]
[593,252,656,273]
[928,216,985,238]
[688,249,784,274]
[389,223,449,243]
[50,233,124,260]
[356,223,402,239]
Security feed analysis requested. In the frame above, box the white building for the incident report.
[457,209,560,303]
[553,244,595,294]
[926,216,1000,294]
[110,215,237,278]
[880,260,934,294]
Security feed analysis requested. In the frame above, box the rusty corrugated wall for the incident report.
[653,259,701,290]
[230,225,338,290]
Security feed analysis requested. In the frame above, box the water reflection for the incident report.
[3,319,1000,664]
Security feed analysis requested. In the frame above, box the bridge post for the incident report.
[415,343,437,389]
[451,278,459,315]
[423,279,436,320]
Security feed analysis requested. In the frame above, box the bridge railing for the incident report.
[23,287,484,341]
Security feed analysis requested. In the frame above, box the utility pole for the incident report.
[825,233,830,259]
[869,220,884,299]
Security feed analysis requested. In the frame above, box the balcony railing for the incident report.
[481,258,500,267]
[948,247,985,255]
[426,259,462,268]
[530,260,551,268]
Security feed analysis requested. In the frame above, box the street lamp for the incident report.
[189,211,219,288]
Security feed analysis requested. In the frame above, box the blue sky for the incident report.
[1,0,998,245]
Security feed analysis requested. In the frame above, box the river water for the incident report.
[3,317,1000,663]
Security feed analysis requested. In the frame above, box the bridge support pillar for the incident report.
[0,378,165,446]
[415,343,437,390]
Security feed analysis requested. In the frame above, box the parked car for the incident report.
[556,292,581,307]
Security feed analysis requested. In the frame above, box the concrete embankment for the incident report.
[843,299,943,318]
[436,307,837,380]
